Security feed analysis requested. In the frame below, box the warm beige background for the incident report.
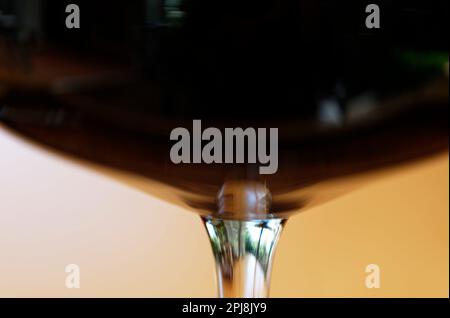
[0,125,448,298]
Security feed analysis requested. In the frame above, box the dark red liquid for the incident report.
[1,0,448,217]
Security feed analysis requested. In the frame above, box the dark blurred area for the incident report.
[0,0,448,212]
[0,0,448,122]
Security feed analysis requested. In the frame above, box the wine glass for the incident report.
[0,0,448,297]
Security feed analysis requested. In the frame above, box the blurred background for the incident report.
[0,125,448,298]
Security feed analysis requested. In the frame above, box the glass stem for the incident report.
[202,217,285,298]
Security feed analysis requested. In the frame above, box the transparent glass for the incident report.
[203,218,285,298]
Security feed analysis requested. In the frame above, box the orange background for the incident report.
[0,125,448,297]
